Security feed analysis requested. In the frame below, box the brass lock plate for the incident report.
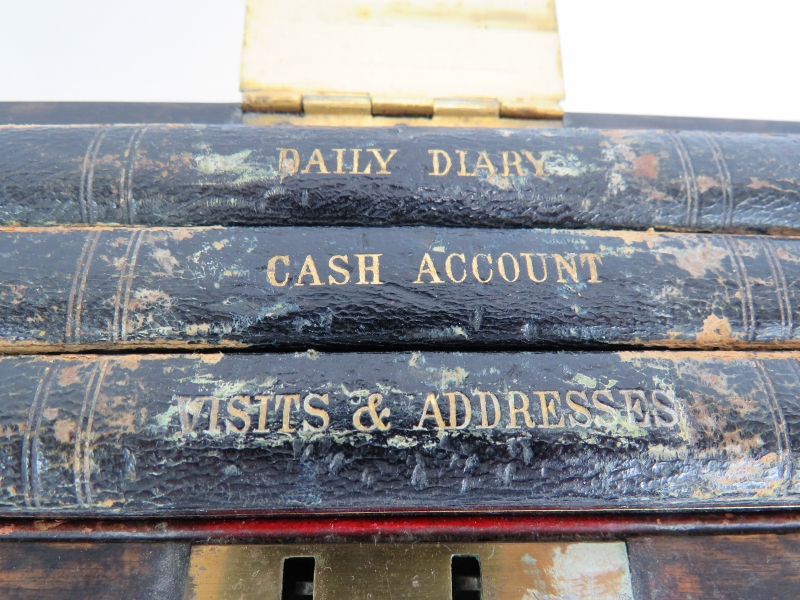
[186,542,633,600]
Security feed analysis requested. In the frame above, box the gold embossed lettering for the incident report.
[445,253,467,283]
[368,149,398,174]
[651,390,679,428]
[414,393,447,430]
[592,390,618,426]
[553,253,579,283]
[226,395,251,434]
[351,149,372,174]
[206,397,221,434]
[579,253,603,283]
[501,151,527,176]
[333,148,346,174]
[444,392,472,429]
[295,255,324,286]
[355,254,383,285]
[534,391,565,428]
[621,390,651,427]
[413,253,444,284]
[474,151,496,175]
[175,395,207,434]
[254,394,271,432]
[475,391,501,429]
[521,150,550,177]
[566,391,592,428]
[301,149,329,174]
[328,255,350,285]
[520,253,548,282]
[266,255,290,287]
[497,252,520,282]
[506,391,535,428]
[303,393,330,432]
[276,394,300,433]
[278,148,300,176]
[456,150,476,176]
[428,149,452,176]
[471,254,493,283]
[353,393,391,431]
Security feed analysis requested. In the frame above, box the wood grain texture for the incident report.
[0,542,190,600]
[629,534,800,600]
[1,125,799,233]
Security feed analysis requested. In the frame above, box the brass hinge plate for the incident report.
[240,0,565,126]
[185,542,632,600]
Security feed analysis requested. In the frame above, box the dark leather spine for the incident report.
[1,226,799,352]
[2,350,799,516]
[1,125,799,232]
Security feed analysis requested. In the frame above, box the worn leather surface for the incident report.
[0,226,798,352]
[1,126,799,232]
[1,351,799,516]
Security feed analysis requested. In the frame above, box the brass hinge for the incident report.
[241,93,562,127]
[242,93,563,120]
[239,0,565,127]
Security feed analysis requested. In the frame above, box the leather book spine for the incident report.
[2,350,799,516]
[1,226,799,352]
[1,125,799,232]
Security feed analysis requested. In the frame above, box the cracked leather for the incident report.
[2,351,799,516]
[0,227,799,352]
[0,126,799,232]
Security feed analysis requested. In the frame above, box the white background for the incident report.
[0,0,798,121]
